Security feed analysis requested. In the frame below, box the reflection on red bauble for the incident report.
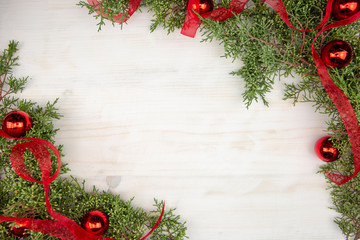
[189,0,214,14]
[321,40,352,68]
[2,110,33,137]
[332,0,360,20]
[315,136,340,162]
[9,224,30,238]
[81,210,109,236]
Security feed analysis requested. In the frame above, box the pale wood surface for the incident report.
[0,1,344,239]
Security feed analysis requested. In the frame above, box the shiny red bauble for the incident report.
[189,0,214,14]
[332,0,360,20]
[2,110,33,137]
[81,210,109,236]
[321,40,353,68]
[8,224,30,238]
[315,136,340,162]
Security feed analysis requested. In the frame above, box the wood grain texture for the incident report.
[0,1,343,239]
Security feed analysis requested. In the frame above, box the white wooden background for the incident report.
[0,1,344,239]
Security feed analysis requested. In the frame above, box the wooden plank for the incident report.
[0,1,342,239]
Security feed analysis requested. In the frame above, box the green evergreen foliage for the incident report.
[146,0,187,34]
[0,41,187,239]
[78,0,131,30]
[79,0,360,238]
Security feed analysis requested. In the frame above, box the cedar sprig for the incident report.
[0,41,28,113]
[77,0,132,31]
[146,0,188,34]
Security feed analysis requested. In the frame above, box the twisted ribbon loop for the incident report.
[261,1,360,185]
[310,11,360,185]
[0,129,164,239]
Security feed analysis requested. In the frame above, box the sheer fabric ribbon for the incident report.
[258,0,360,185]
[181,0,360,185]
[0,130,164,239]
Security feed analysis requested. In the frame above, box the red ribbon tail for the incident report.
[229,0,248,13]
[0,217,77,240]
[309,14,360,185]
[181,19,201,38]
[202,8,234,22]
[128,0,142,16]
[181,0,200,38]
[139,202,165,240]
[262,0,333,31]
[325,172,356,185]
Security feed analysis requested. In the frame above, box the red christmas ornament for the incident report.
[321,40,353,68]
[315,136,340,162]
[2,110,33,138]
[8,224,30,238]
[189,0,214,14]
[81,210,109,236]
[332,0,360,20]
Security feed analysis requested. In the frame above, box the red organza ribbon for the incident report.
[87,0,141,23]
[181,0,336,38]
[310,12,360,185]
[262,0,334,32]
[261,1,360,185]
[0,129,164,239]
[183,0,360,185]
[208,0,359,185]
[181,0,248,37]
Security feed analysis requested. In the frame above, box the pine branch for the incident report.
[0,41,27,104]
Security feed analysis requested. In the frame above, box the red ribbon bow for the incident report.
[0,129,164,239]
